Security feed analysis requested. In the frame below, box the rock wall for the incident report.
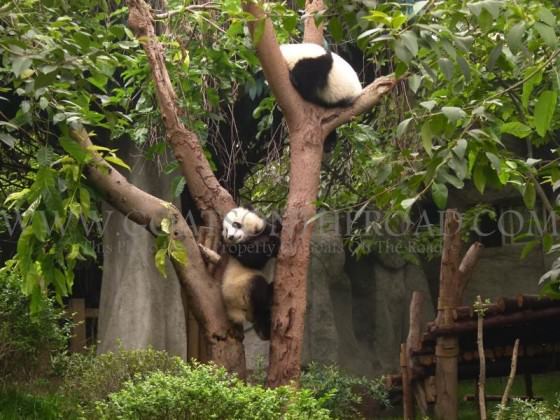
[97,141,187,358]
[245,215,435,376]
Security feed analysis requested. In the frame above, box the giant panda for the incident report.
[220,207,281,340]
[279,43,363,108]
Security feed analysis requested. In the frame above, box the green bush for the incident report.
[495,396,560,420]
[60,347,186,415]
[300,363,389,419]
[95,362,331,420]
[0,387,65,420]
[0,267,70,382]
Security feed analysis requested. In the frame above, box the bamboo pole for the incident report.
[496,339,520,420]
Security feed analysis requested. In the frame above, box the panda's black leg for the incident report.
[249,275,273,340]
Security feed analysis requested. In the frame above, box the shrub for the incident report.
[95,362,331,420]
[60,347,186,415]
[0,387,65,420]
[496,396,560,420]
[300,363,389,419]
[0,267,70,382]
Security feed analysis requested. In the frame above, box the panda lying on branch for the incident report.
[220,207,281,340]
[279,43,363,108]
[278,43,363,149]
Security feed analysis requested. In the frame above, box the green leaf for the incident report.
[442,106,467,123]
[467,0,503,18]
[400,31,418,56]
[408,74,421,93]
[401,197,418,210]
[420,100,437,111]
[0,132,17,147]
[395,39,413,63]
[522,69,543,109]
[161,217,171,234]
[534,22,558,47]
[12,56,32,78]
[534,90,557,137]
[543,233,553,253]
[421,122,433,156]
[473,164,487,194]
[506,22,525,53]
[521,239,539,259]
[105,154,131,170]
[438,58,453,80]
[538,7,556,26]
[60,137,88,163]
[155,249,168,278]
[431,183,448,209]
[328,18,344,43]
[171,240,188,265]
[452,139,467,159]
[4,188,30,207]
[523,181,536,209]
[487,43,503,71]
[456,55,471,82]
[396,117,413,137]
[485,152,501,172]
[79,187,90,216]
[32,211,48,242]
[500,121,532,138]
[172,176,186,198]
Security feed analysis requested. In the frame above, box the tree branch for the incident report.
[302,0,325,44]
[323,76,398,134]
[242,2,307,128]
[70,126,244,374]
[496,338,520,420]
[127,0,234,219]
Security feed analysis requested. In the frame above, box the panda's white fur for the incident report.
[279,43,363,107]
[222,207,266,245]
[221,257,269,325]
[220,207,280,340]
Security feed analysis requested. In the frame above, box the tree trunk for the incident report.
[266,124,324,387]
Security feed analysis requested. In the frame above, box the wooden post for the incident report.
[401,343,414,420]
[407,291,429,416]
[433,210,482,420]
[476,296,487,420]
[69,298,87,353]
[435,209,461,420]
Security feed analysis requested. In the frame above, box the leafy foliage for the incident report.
[300,363,389,419]
[0,0,299,307]
[0,388,65,420]
[495,395,560,420]
[0,268,70,382]
[96,362,331,420]
[59,347,186,416]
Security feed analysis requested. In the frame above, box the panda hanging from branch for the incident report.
[219,43,362,340]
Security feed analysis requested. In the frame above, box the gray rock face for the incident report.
[463,244,545,304]
[244,214,435,376]
[97,141,187,358]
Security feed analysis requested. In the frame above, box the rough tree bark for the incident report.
[242,0,396,387]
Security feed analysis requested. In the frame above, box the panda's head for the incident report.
[222,207,266,245]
